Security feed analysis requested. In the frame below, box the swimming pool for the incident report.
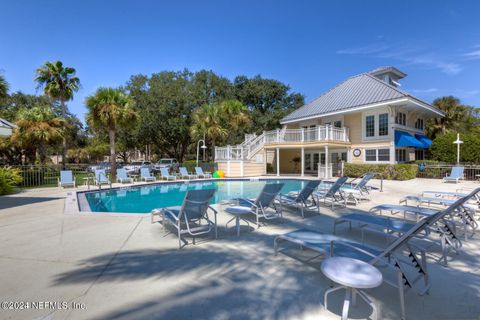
[79,179,314,214]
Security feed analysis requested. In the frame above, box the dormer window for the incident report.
[395,112,406,126]
[415,118,424,130]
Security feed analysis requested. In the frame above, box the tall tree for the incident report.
[191,100,250,158]
[233,75,304,132]
[35,61,80,168]
[426,96,469,138]
[85,87,137,179]
[0,73,9,99]
[11,106,64,164]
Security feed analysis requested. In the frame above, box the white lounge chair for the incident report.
[179,167,197,180]
[443,166,464,183]
[94,169,110,185]
[195,166,212,178]
[160,168,177,180]
[58,170,76,188]
[140,167,156,182]
[116,168,133,183]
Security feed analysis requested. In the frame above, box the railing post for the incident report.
[325,125,329,140]
[301,128,304,142]
[318,126,322,141]
[227,145,231,160]
[276,129,280,142]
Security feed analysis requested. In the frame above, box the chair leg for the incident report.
[342,287,351,320]
[324,285,344,311]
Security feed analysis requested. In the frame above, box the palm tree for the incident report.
[426,96,465,138]
[191,104,228,154]
[220,100,250,131]
[35,61,80,168]
[85,88,137,180]
[11,106,65,164]
[0,73,9,98]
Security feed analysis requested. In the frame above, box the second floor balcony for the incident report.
[264,125,350,144]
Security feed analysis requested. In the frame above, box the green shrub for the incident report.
[344,163,418,180]
[0,167,23,195]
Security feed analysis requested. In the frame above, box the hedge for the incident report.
[0,166,23,195]
[344,163,418,180]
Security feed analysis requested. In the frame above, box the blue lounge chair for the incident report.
[370,204,438,221]
[225,183,284,230]
[195,166,212,178]
[140,167,156,182]
[160,168,177,181]
[313,176,349,208]
[116,168,133,183]
[58,170,76,188]
[278,180,321,218]
[94,169,110,185]
[274,188,480,319]
[179,167,197,180]
[153,189,218,249]
[443,166,464,183]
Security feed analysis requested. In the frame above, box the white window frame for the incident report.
[364,148,391,164]
[395,111,407,126]
[378,113,389,136]
[415,118,424,130]
[395,148,407,163]
[362,108,391,141]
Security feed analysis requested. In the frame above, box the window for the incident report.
[395,112,406,126]
[365,115,375,137]
[396,149,407,162]
[415,118,424,130]
[378,149,390,161]
[334,120,342,128]
[365,148,390,162]
[365,149,377,161]
[415,149,424,160]
[378,113,389,136]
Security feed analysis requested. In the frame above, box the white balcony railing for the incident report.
[215,125,349,160]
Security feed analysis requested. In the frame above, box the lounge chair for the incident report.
[152,189,218,249]
[179,167,197,180]
[400,195,478,238]
[370,204,438,221]
[313,176,349,208]
[443,166,464,183]
[94,169,110,185]
[278,180,321,218]
[347,172,375,195]
[160,168,177,181]
[116,168,133,184]
[58,170,76,188]
[225,183,284,228]
[195,166,212,178]
[274,188,480,319]
[140,167,156,182]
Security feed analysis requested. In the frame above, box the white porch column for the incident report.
[276,147,280,177]
[324,145,329,179]
[301,147,305,177]
[390,142,396,164]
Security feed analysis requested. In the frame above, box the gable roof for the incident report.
[281,69,443,124]
[0,118,16,129]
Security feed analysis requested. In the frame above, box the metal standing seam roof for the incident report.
[281,71,443,123]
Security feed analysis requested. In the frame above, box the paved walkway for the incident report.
[0,178,479,319]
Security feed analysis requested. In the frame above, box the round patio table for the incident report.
[321,256,382,320]
[224,206,252,236]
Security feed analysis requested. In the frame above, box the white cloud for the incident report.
[337,43,462,75]
[463,49,480,60]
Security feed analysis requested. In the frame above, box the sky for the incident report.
[1,0,480,123]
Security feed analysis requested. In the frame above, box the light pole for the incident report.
[196,140,207,167]
[453,133,463,165]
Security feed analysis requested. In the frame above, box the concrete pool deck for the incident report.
[0,178,479,319]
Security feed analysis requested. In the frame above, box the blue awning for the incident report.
[395,130,424,148]
[415,134,433,149]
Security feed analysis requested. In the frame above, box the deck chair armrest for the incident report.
[208,205,218,214]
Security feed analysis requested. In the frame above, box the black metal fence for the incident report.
[417,164,480,181]
[5,162,218,188]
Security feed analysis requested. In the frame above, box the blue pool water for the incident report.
[82,179,313,214]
